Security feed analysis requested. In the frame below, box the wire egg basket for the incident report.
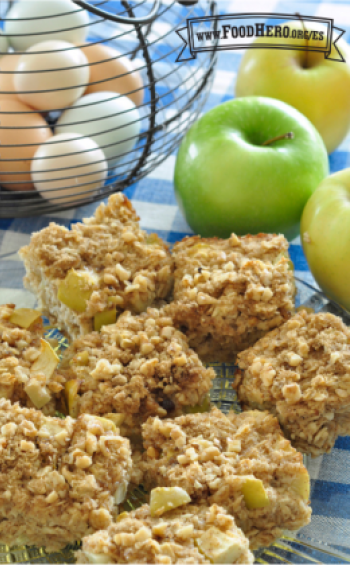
[0,0,218,218]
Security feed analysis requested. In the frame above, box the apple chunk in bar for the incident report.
[235,310,350,456]
[59,308,215,438]
[140,408,311,549]
[167,233,295,362]
[0,399,132,551]
[0,303,63,413]
[76,497,253,564]
[19,193,173,340]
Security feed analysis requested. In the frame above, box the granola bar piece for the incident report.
[167,233,295,362]
[141,408,311,549]
[0,399,132,551]
[76,502,253,564]
[60,308,215,438]
[235,310,350,456]
[0,304,64,414]
[19,194,173,340]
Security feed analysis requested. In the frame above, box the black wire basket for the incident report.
[0,0,218,218]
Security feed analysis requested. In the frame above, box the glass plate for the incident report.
[0,279,349,563]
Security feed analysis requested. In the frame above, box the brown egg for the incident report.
[81,43,144,106]
[0,54,21,101]
[0,99,52,191]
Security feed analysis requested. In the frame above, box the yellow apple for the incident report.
[9,308,42,329]
[65,379,80,418]
[31,339,59,378]
[301,168,350,312]
[236,22,350,153]
[196,527,245,564]
[25,339,59,409]
[104,413,125,428]
[57,269,98,312]
[241,477,269,509]
[150,487,191,517]
[93,307,117,332]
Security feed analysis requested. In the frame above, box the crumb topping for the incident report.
[76,503,253,564]
[0,304,63,414]
[236,310,350,455]
[0,399,132,551]
[168,233,295,361]
[59,308,215,435]
[140,408,311,548]
[19,194,173,335]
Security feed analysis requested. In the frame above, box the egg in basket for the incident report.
[0,0,218,217]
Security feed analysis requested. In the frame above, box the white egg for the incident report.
[0,31,9,58]
[15,41,89,111]
[55,91,141,167]
[5,0,90,52]
[31,133,107,205]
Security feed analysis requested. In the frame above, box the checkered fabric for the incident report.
[0,0,350,558]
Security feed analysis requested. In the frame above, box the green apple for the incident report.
[301,168,350,312]
[236,22,350,154]
[174,96,328,240]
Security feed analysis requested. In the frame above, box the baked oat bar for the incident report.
[76,501,253,564]
[19,193,173,340]
[59,308,215,439]
[0,303,64,414]
[235,310,350,456]
[140,408,311,549]
[0,399,132,551]
[166,233,295,362]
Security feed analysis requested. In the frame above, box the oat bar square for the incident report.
[0,304,63,414]
[59,308,215,439]
[0,400,132,551]
[20,194,173,340]
[167,233,295,362]
[236,310,350,456]
[140,408,311,549]
[76,502,253,564]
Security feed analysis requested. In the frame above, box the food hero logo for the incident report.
[176,13,345,62]
[213,23,325,42]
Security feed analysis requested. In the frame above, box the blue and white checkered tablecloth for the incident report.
[1,0,350,559]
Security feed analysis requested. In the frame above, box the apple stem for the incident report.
[296,12,309,68]
[262,132,294,146]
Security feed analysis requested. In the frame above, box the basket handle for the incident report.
[73,0,160,25]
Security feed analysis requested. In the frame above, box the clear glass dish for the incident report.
[0,276,349,564]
